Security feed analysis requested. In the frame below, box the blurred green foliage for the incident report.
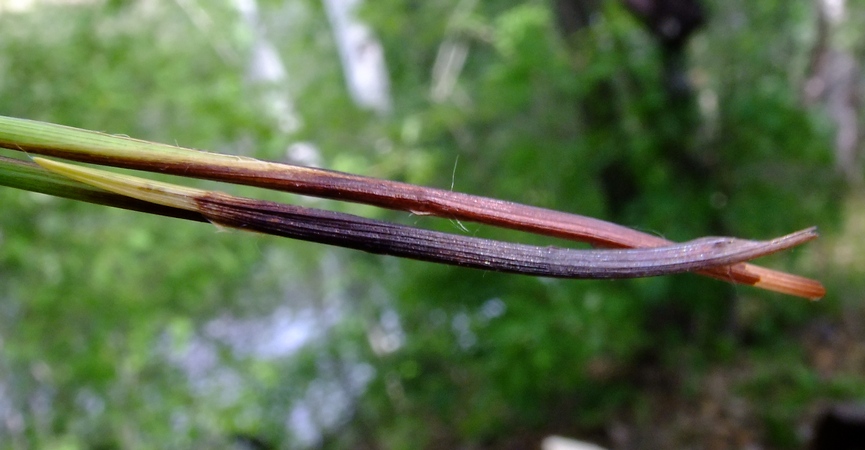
[0,0,855,449]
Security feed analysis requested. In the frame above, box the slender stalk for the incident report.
[33,157,819,279]
[0,156,206,222]
[0,116,825,298]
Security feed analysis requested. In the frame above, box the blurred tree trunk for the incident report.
[804,0,861,183]
[553,0,600,35]
[323,0,392,115]
[622,0,706,97]
[553,0,737,342]
[553,0,627,214]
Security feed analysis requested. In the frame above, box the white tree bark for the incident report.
[233,0,302,133]
[323,0,392,115]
